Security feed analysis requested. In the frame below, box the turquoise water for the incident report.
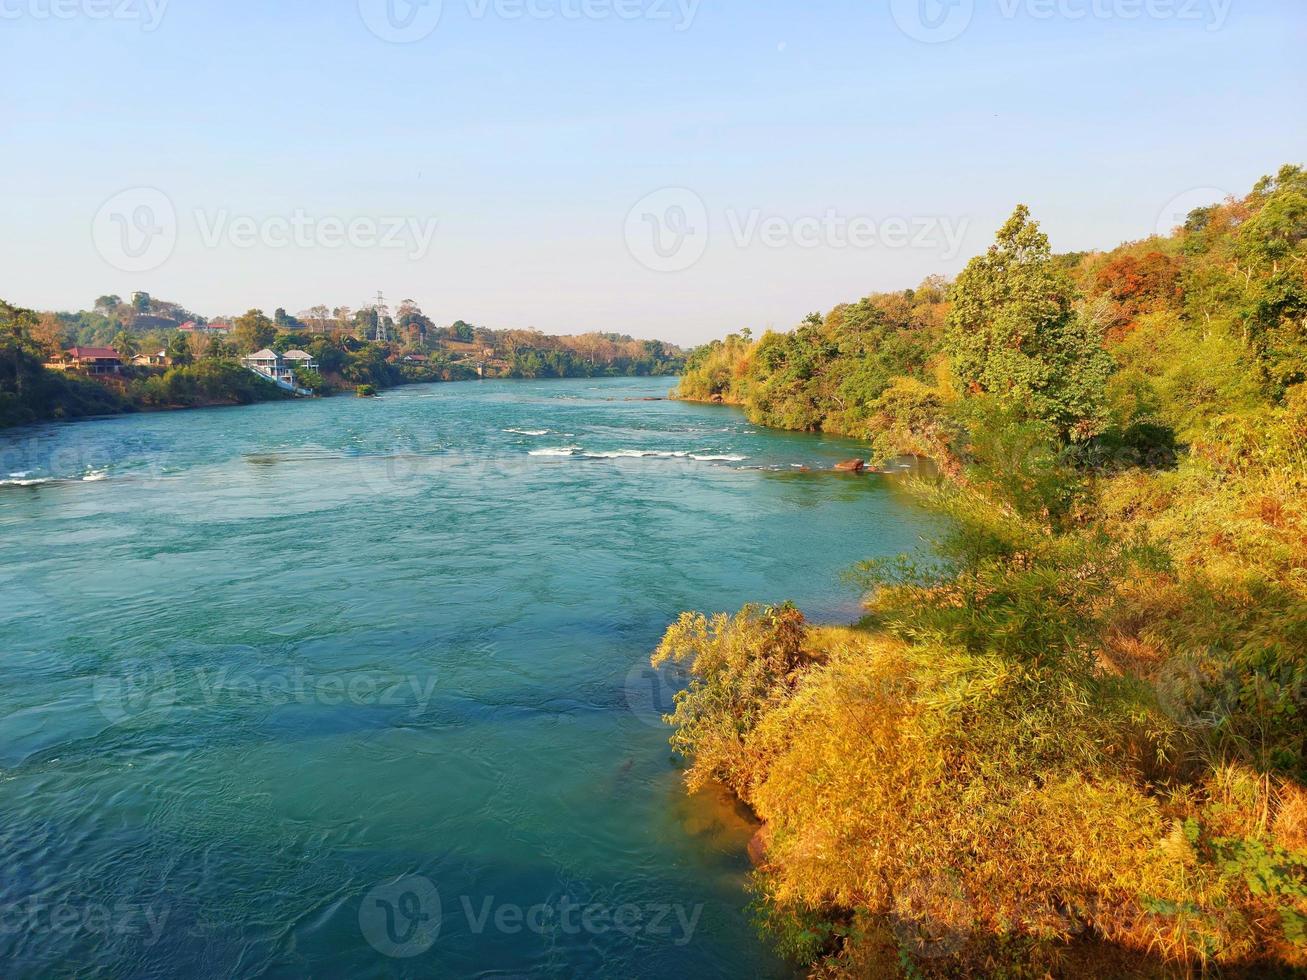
[0,377,932,978]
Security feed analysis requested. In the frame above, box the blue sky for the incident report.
[2,0,1303,343]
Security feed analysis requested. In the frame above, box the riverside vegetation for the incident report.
[0,297,683,429]
[657,166,1307,975]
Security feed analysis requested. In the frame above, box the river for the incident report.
[0,376,933,978]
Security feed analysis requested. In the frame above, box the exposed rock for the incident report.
[834,458,866,473]
[710,393,724,403]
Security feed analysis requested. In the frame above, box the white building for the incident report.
[281,350,318,374]
[242,349,318,384]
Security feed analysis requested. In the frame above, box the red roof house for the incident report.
[56,347,123,375]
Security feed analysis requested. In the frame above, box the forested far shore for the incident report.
[659,165,1307,975]
[0,297,684,429]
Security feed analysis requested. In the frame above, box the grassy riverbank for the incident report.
[656,166,1307,975]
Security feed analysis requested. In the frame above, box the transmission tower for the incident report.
[373,290,390,343]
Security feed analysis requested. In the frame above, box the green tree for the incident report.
[233,309,276,353]
[1237,165,1307,273]
[945,205,1112,440]
[396,300,433,345]
[204,337,238,362]
[112,330,139,360]
[1,299,129,427]
[1,300,44,395]
[166,332,193,367]
[274,307,306,331]
[293,367,324,391]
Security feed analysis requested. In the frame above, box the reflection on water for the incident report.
[674,781,762,860]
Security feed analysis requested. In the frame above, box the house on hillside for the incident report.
[132,350,171,368]
[281,350,318,373]
[242,348,290,383]
[47,346,123,375]
[242,349,318,385]
[400,353,429,364]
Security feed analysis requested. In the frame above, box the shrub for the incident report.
[651,603,809,801]
[293,367,324,392]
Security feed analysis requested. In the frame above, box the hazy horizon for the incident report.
[4,0,1303,346]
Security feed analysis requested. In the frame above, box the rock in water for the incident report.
[834,458,866,473]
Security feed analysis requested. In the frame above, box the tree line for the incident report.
[664,164,1307,976]
[1,292,686,425]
